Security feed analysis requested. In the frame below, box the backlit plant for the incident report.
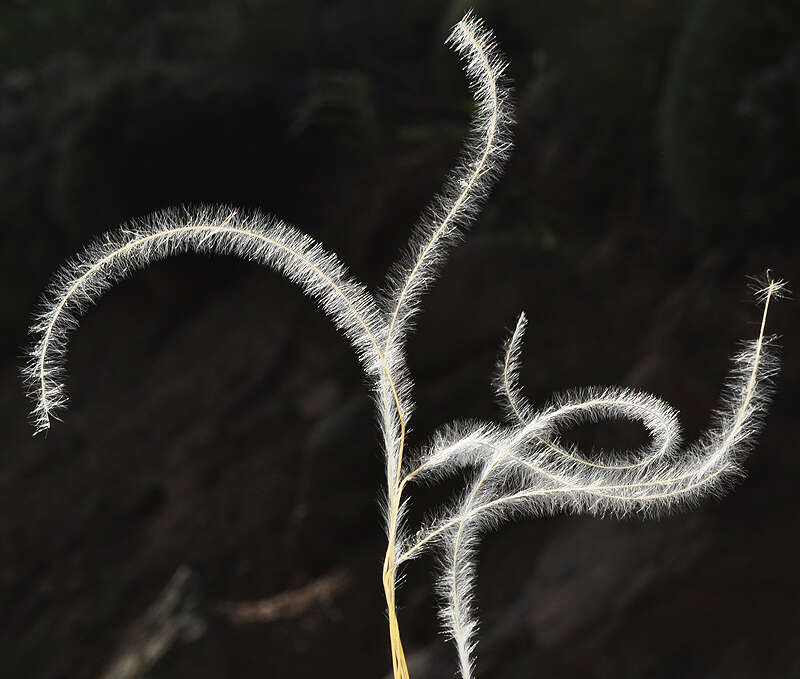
[23,12,786,679]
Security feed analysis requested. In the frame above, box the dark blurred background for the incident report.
[1,1,799,677]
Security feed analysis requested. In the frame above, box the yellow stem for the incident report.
[383,532,410,678]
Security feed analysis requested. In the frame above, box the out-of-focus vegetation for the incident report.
[0,0,161,69]
[660,0,800,236]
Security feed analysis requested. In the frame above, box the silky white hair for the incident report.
[22,11,786,679]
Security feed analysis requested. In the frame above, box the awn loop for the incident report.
[527,388,683,471]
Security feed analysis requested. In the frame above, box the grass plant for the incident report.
[22,12,786,678]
